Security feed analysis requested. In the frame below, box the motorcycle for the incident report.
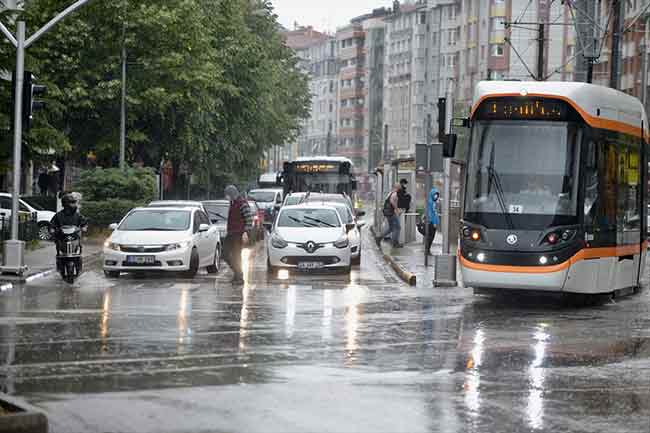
[52,225,85,284]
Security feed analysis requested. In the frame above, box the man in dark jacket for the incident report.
[397,178,411,212]
[224,185,253,284]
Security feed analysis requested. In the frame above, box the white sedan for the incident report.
[103,207,221,278]
[0,193,56,240]
[267,204,352,274]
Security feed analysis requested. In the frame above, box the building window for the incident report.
[420,12,426,25]
[491,44,504,56]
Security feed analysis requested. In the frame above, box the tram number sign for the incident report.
[508,204,523,214]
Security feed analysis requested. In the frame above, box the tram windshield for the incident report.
[465,120,582,229]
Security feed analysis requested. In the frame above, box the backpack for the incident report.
[383,193,395,217]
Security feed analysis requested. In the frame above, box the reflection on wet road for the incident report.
[0,235,649,432]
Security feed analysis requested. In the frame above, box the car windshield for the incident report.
[464,120,582,229]
[284,196,303,206]
[248,191,276,202]
[277,208,340,228]
[204,204,229,223]
[119,210,191,231]
[21,198,44,210]
[316,203,352,224]
[149,202,200,208]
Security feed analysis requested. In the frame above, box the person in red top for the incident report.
[224,185,253,284]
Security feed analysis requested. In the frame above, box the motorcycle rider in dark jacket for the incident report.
[51,193,88,231]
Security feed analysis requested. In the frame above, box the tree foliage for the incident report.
[77,166,156,202]
[0,0,310,184]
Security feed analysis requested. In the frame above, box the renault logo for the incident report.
[506,234,518,245]
[305,241,317,254]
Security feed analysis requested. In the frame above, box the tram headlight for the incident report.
[539,256,548,265]
[476,253,486,263]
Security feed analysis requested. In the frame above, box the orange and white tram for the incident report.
[459,81,649,295]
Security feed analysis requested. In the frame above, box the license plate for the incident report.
[298,262,324,270]
[127,255,155,264]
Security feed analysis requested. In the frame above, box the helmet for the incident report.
[61,193,78,210]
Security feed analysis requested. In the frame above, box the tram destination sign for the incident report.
[477,97,570,121]
[294,162,339,173]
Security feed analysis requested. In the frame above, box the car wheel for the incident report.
[207,246,220,274]
[184,248,199,278]
[104,270,120,278]
[38,222,52,241]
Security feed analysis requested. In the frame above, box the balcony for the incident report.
[338,127,366,138]
[339,87,366,99]
[489,31,506,44]
[339,67,366,80]
[339,46,365,60]
[339,106,366,117]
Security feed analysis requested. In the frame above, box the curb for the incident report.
[0,393,48,433]
[0,250,103,289]
[370,226,417,286]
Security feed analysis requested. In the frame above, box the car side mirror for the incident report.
[346,223,355,233]
[357,221,366,229]
[274,204,281,211]
[199,223,210,232]
[355,210,366,217]
[109,223,118,231]
[264,222,272,232]
[443,134,457,158]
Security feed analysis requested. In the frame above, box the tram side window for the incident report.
[617,133,640,231]
[584,134,618,233]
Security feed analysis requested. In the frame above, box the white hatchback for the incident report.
[267,205,352,274]
[103,207,221,278]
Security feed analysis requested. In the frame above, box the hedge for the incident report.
[82,199,144,228]
[77,167,157,202]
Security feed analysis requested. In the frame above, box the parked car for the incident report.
[147,200,208,214]
[248,188,283,225]
[202,200,229,240]
[103,207,221,278]
[247,200,265,242]
[318,201,364,265]
[0,192,56,240]
[267,204,352,274]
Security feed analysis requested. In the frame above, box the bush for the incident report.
[22,195,57,211]
[82,199,143,228]
[77,167,157,202]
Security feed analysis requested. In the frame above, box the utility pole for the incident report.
[610,0,621,89]
[537,23,545,81]
[424,113,432,267]
[0,0,95,275]
[119,0,127,170]
[326,129,331,156]
[383,124,389,162]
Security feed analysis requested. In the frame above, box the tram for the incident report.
[458,81,648,295]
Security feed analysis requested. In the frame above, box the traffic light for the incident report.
[22,71,47,131]
[11,71,46,131]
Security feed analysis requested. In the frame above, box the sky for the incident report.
[270,0,394,33]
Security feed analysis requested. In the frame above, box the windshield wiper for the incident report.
[287,215,317,227]
[486,166,514,230]
[303,216,335,227]
[138,227,178,231]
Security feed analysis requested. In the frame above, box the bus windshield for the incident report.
[465,120,582,229]
[289,172,350,194]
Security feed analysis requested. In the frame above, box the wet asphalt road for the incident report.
[0,234,649,433]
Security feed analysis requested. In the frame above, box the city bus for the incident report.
[281,156,357,198]
[458,81,648,296]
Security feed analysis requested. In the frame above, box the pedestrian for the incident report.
[37,171,50,196]
[397,178,412,212]
[425,186,440,256]
[224,185,253,284]
[376,183,403,248]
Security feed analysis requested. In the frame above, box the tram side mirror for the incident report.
[351,180,358,190]
[443,134,457,158]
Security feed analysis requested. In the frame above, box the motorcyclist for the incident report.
[50,193,88,242]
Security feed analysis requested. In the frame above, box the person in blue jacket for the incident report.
[425,187,440,256]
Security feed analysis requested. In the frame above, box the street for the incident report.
[0,233,648,433]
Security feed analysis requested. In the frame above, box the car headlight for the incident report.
[333,235,349,249]
[271,233,288,249]
[165,241,191,251]
[104,241,121,251]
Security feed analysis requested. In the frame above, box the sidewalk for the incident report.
[377,229,464,288]
[0,239,104,284]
